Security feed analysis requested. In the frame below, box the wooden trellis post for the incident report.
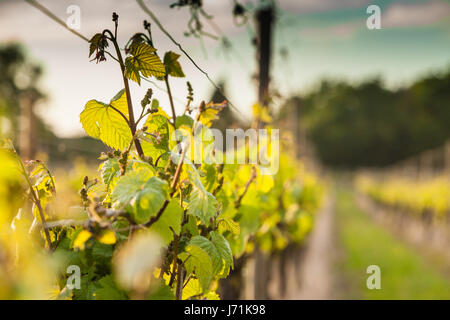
[19,92,38,160]
[254,1,275,300]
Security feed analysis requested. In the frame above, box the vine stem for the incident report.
[175,265,184,300]
[143,144,188,228]
[164,76,177,127]
[25,0,241,118]
[103,29,145,158]
[168,227,179,287]
[135,0,244,118]
[212,164,224,196]
[234,166,257,208]
[31,190,53,250]
[14,153,52,250]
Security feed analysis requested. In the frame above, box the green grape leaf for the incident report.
[203,291,220,300]
[187,188,217,225]
[111,169,168,223]
[73,230,92,250]
[100,158,120,190]
[163,51,185,77]
[134,177,170,223]
[179,244,213,291]
[74,274,98,300]
[80,89,131,150]
[141,111,171,163]
[182,277,202,300]
[189,236,222,276]
[111,169,153,206]
[218,217,240,235]
[182,215,199,237]
[97,229,116,245]
[25,161,55,212]
[147,280,175,300]
[95,275,128,300]
[125,42,165,84]
[175,114,194,129]
[149,199,183,245]
[228,232,246,257]
[199,101,226,126]
[210,231,234,277]
[89,33,108,58]
[124,57,141,85]
[187,165,217,224]
[202,164,217,192]
[129,159,156,173]
[92,242,113,264]
[187,164,207,190]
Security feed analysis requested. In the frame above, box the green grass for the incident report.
[335,189,450,299]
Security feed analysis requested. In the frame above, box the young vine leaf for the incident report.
[80,89,131,150]
[111,170,169,224]
[163,51,185,77]
[124,42,166,84]
[179,244,213,291]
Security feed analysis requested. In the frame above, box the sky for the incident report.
[0,0,449,138]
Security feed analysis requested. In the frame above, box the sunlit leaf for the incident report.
[100,158,120,191]
[252,103,272,123]
[186,165,217,224]
[134,177,169,223]
[189,235,222,276]
[218,217,240,235]
[147,279,175,300]
[141,110,172,164]
[182,277,202,300]
[125,43,165,84]
[80,89,131,150]
[97,229,116,245]
[73,230,92,250]
[111,170,168,224]
[210,231,234,277]
[96,275,128,300]
[175,114,194,129]
[179,244,213,291]
[188,188,217,225]
[199,101,226,127]
[150,199,183,245]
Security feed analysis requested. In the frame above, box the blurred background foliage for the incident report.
[278,69,450,168]
[0,43,104,165]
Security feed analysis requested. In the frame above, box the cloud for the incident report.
[383,0,450,28]
[0,0,242,46]
[299,21,362,40]
[279,0,371,14]
[298,0,450,41]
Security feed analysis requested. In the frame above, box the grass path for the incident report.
[292,194,335,299]
[335,188,450,299]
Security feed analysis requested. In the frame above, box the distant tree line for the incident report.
[278,68,450,168]
[0,43,104,163]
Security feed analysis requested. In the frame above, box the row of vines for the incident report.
[357,176,450,224]
[356,174,450,256]
[0,12,322,299]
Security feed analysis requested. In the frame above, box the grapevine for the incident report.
[0,11,322,300]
